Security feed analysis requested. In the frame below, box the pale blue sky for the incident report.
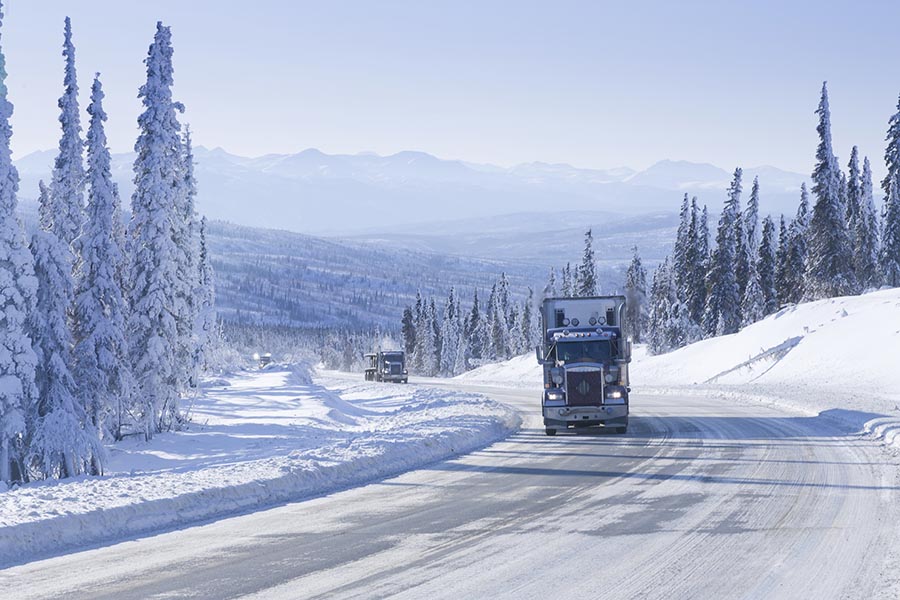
[3,0,900,180]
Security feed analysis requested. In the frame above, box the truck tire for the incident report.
[545,428,556,436]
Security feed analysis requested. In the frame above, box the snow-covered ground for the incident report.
[459,287,900,446]
[0,365,518,566]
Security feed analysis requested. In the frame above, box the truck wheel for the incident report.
[545,428,556,436]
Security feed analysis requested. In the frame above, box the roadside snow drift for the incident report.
[0,366,519,566]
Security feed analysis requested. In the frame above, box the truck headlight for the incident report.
[604,387,626,404]
[383,368,390,373]
[546,391,564,401]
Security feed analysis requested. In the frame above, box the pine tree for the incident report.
[673,193,691,294]
[73,74,132,442]
[783,184,811,303]
[418,299,438,376]
[880,172,900,287]
[647,259,671,355]
[465,289,483,364]
[804,83,857,299]
[576,229,597,296]
[758,215,778,315]
[401,306,416,354]
[741,258,765,326]
[453,304,467,375]
[127,23,186,437]
[29,190,101,479]
[439,288,459,376]
[561,262,573,296]
[0,4,38,483]
[175,124,201,393]
[846,146,861,232]
[855,157,881,290]
[194,217,218,371]
[883,91,900,198]
[521,288,537,352]
[48,17,86,249]
[623,245,647,343]
[703,168,743,336]
[734,216,749,310]
[542,267,557,299]
[430,298,441,370]
[775,215,791,304]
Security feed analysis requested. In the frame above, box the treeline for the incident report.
[645,82,900,354]
[400,275,540,377]
[0,12,218,484]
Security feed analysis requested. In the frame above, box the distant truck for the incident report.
[536,296,632,436]
[364,351,408,383]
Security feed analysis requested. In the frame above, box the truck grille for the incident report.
[389,364,402,375]
[565,369,603,406]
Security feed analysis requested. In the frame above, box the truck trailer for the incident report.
[536,296,632,436]
[364,351,408,383]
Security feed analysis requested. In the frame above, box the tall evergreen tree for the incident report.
[775,215,791,304]
[783,184,811,303]
[542,267,557,299]
[0,3,39,483]
[127,23,185,437]
[758,215,778,315]
[804,82,857,299]
[521,288,538,352]
[439,288,460,376]
[684,199,706,325]
[703,168,743,336]
[195,217,218,371]
[846,146,861,231]
[48,17,85,249]
[174,124,200,393]
[576,229,597,296]
[465,289,483,364]
[29,191,101,479]
[880,172,900,287]
[561,262,573,296]
[401,306,416,354]
[744,177,761,257]
[883,91,900,198]
[73,74,132,442]
[855,157,881,290]
[623,245,647,343]
[673,193,691,293]
[740,257,765,327]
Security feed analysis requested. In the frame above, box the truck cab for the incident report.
[364,351,408,383]
[537,296,632,435]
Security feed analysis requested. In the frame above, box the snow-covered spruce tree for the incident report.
[783,184,811,303]
[744,177,761,258]
[194,216,218,372]
[846,146,861,234]
[411,291,424,370]
[0,4,38,484]
[758,215,778,316]
[740,257,765,327]
[28,189,102,479]
[775,215,791,304]
[127,23,186,437]
[543,267,557,299]
[647,259,671,355]
[702,168,743,336]
[453,304,467,375]
[882,91,900,198]
[576,229,598,296]
[465,289,484,365]
[521,287,538,352]
[734,215,749,306]
[418,299,438,376]
[175,124,201,393]
[48,17,85,249]
[804,82,858,299]
[401,305,416,354]
[855,157,881,290]
[623,245,647,343]
[73,74,132,442]
[439,288,459,376]
[561,262,573,296]
[430,298,442,371]
[880,172,900,287]
[673,194,691,294]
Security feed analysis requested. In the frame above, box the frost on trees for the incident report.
[73,75,132,442]
[703,168,743,336]
[48,17,86,250]
[0,2,38,484]
[804,82,857,299]
[127,23,186,437]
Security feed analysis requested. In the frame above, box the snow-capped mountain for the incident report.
[14,147,809,235]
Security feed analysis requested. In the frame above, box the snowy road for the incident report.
[4,379,900,599]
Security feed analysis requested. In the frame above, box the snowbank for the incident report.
[0,366,519,566]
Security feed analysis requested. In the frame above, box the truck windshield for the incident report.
[556,340,613,363]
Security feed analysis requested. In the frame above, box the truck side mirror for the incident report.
[535,345,546,365]
[626,339,633,361]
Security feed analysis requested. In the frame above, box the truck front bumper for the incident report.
[543,404,628,426]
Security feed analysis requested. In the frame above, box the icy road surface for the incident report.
[4,377,900,599]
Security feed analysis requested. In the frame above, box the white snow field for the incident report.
[0,365,519,566]
[460,287,900,447]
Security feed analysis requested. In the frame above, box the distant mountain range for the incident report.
[14,148,810,235]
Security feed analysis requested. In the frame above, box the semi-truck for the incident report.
[536,296,632,436]
[364,351,408,383]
